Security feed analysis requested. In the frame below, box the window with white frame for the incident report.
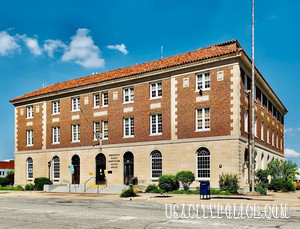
[124,117,134,137]
[196,72,210,90]
[72,124,80,142]
[123,87,134,103]
[102,92,108,107]
[151,150,162,179]
[27,106,33,118]
[196,148,210,180]
[261,121,264,141]
[94,94,100,108]
[93,121,100,140]
[196,108,210,131]
[267,126,270,144]
[52,101,60,114]
[276,134,279,148]
[52,126,60,144]
[72,97,80,111]
[244,110,249,133]
[244,74,249,91]
[272,129,275,146]
[26,130,33,146]
[27,157,33,180]
[102,120,108,139]
[254,116,257,137]
[150,82,162,99]
[52,156,60,180]
[150,114,162,135]
[260,92,264,108]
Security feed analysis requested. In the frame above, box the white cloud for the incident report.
[285,148,300,158]
[18,35,42,56]
[61,28,104,68]
[43,39,67,57]
[285,127,300,135]
[0,31,20,56]
[107,43,128,55]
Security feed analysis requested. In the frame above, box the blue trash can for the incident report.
[200,181,210,199]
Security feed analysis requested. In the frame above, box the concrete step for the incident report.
[44,184,127,194]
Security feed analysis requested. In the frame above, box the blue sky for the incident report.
[0,0,299,166]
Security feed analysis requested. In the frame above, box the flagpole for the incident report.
[250,0,255,192]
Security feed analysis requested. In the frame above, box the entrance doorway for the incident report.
[71,155,80,184]
[95,153,106,184]
[123,152,134,185]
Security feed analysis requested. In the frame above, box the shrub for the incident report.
[15,185,24,191]
[158,175,179,193]
[25,184,35,191]
[175,171,195,191]
[0,177,10,187]
[255,169,269,195]
[120,187,137,197]
[256,183,268,195]
[296,185,300,190]
[219,173,240,194]
[5,171,14,186]
[145,184,158,193]
[281,180,296,192]
[34,177,52,191]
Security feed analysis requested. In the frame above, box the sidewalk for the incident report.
[1,190,299,210]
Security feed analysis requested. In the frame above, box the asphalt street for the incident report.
[0,195,299,229]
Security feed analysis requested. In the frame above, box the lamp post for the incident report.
[48,161,51,180]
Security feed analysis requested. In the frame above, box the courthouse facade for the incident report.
[10,40,287,189]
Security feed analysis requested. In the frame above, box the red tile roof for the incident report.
[0,160,14,170]
[10,40,242,102]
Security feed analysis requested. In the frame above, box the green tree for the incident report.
[175,171,195,191]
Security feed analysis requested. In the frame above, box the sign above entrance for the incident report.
[68,165,74,174]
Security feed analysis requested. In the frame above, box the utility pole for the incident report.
[250,0,255,192]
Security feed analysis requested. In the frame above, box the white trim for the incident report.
[72,124,80,142]
[150,113,162,135]
[150,81,162,99]
[52,126,60,144]
[150,150,162,180]
[93,93,100,108]
[195,72,210,91]
[102,120,109,140]
[123,87,134,103]
[101,91,109,107]
[52,100,60,114]
[71,97,80,112]
[195,148,211,181]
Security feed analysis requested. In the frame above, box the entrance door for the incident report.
[72,155,80,184]
[123,152,134,185]
[95,153,106,184]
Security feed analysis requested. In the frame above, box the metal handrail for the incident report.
[84,176,96,192]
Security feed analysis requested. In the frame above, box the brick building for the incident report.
[0,160,14,178]
[10,40,287,190]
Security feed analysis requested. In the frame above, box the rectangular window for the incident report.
[267,99,270,112]
[72,124,80,142]
[72,97,80,111]
[52,101,60,114]
[150,114,162,135]
[267,126,270,144]
[197,72,210,90]
[102,120,108,139]
[244,110,249,133]
[254,117,257,137]
[272,129,275,146]
[27,106,34,118]
[244,74,249,91]
[260,92,264,108]
[26,130,33,146]
[261,121,264,141]
[196,108,210,131]
[124,117,134,137]
[93,122,100,140]
[102,92,108,107]
[123,87,134,103]
[94,94,100,108]
[150,82,162,99]
[52,127,60,144]
[276,134,279,148]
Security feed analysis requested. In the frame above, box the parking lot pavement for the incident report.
[0,191,300,228]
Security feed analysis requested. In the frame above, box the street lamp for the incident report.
[48,161,52,180]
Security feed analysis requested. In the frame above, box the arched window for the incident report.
[52,156,60,180]
[27,158,33,180]
[196,148,210,180]
[261,153,265,169]
[151,150,162,179]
